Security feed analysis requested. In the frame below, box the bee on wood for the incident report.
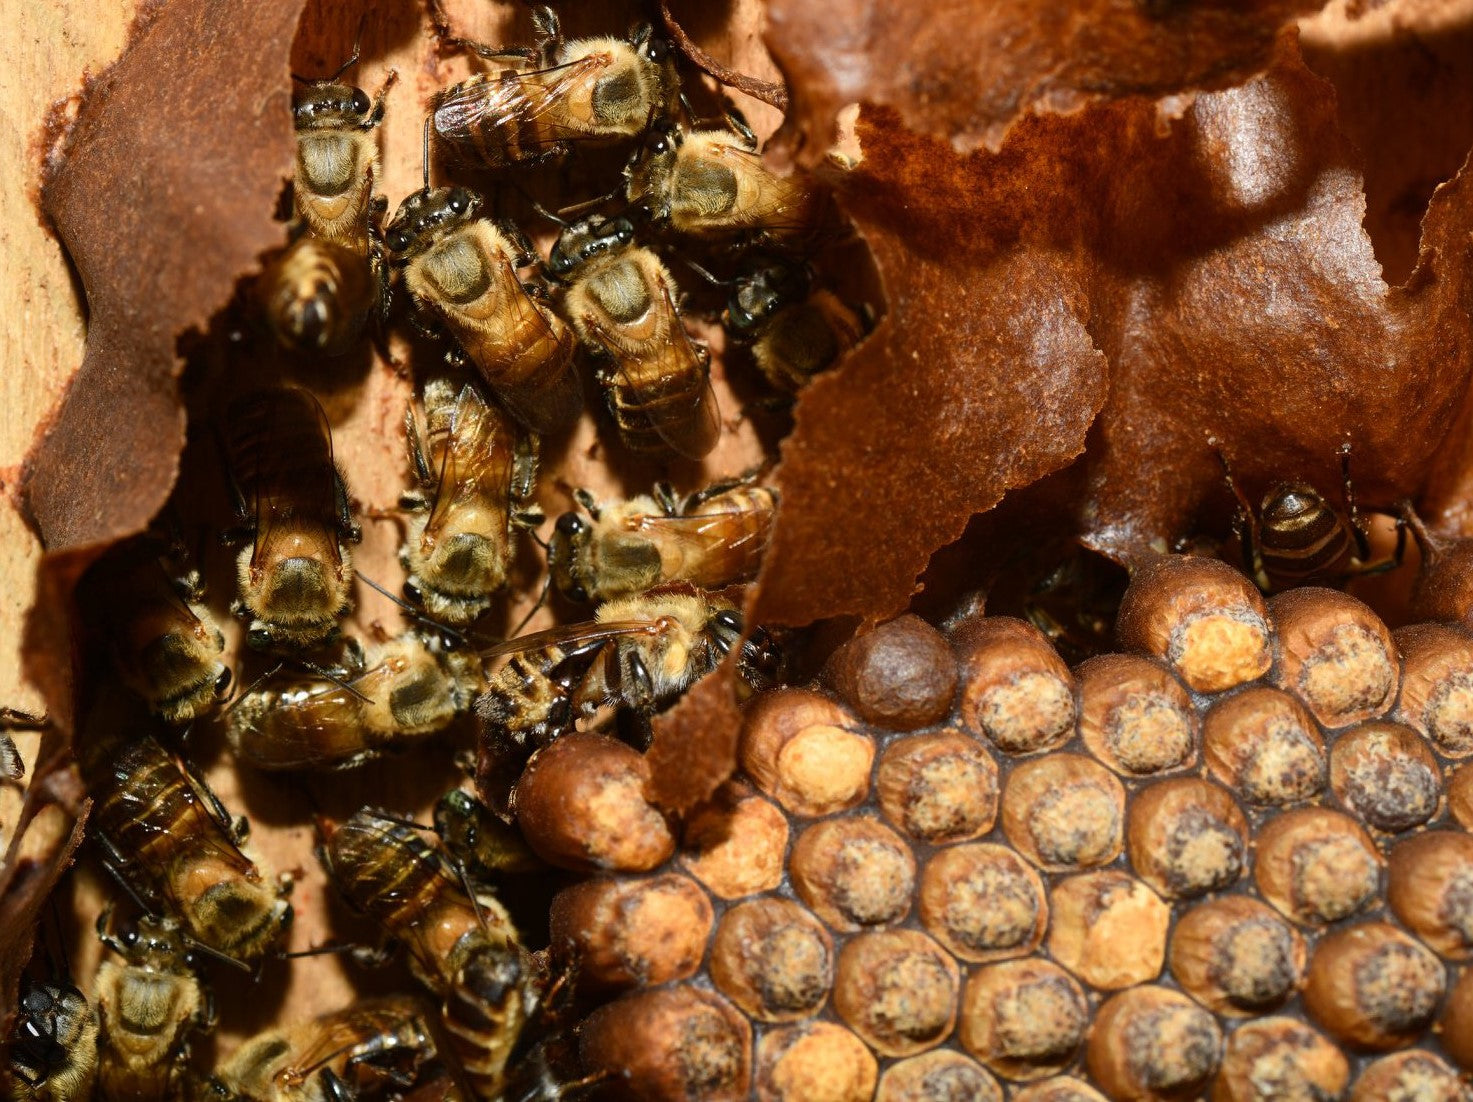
[319,810,541,1101]
[223,388,360,651]
[81,732,292,963]
[547,216,718,459]
[722,256,868,393]
[262,59,395,355]
[6,979,98,1102]
[386,182,582,435]
[1219,444,1405,593]
[226,631,478,772]
[93,911,210,1102]
[78,539,230,727]
[624,115,834,245]
[212,996,439,1102]
[546,477,777,604]
[400,379,542,627]
[430,6,676,170]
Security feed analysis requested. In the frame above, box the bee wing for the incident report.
[421,384,514,547]
[470,261,582,435]
[251,389,345,570]
[633,508,768,564]
[432,53,614,151]
[712,143,822,236]
[480,619,660,663]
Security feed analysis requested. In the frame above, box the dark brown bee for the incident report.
[224,388,360,651]
[6,979,98,1102]
[225,632,478,772]
[723,257,867,393]
[78,539,230,727]
[401,379,541,626]
[93,911,210,1102]
[1220,444,1404,593]
[548,216,718,459]
[624,116,834,245]
[430,6,676,170]
[319,810,540,1101]
[213,996,439,1102]
[546,478,778,604]
[261,237,378,357]
[433,789,541,880]
[386,187,581,435]
[81,732,292,963]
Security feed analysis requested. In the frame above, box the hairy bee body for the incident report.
[726,260,867,393]
[215,997,437,1102]
[433,789,541,880]
[262,236,376,357]
[388,191,581,435]
[227,633,477,772]
[550,217,717,459]
[321,811,538,1101]
[547,482,778,604]
[82,734,291,962]
[80,540,230,727]
[226,389,358,651]
[94,915,208,1102]
[6,980,98,1102]
[1252,482,1359,588]
[431,11,675,170]
[401,379,539,626]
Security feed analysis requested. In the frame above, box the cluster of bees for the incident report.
[6,6,866,1102]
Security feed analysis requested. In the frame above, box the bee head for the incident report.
[547,216,636,278]
[546,511,593,602]
[293,83,372,129]
[385,187,480,257]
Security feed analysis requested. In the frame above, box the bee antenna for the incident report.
[422,115,433,191]
[353,571,469,648]
[291,658,375,704]
[508,573,550,638]
[221,662,285,716]
[681,258,728,288]
[277,942,361,960]
[508,181,568,228]
[182,935,253,974]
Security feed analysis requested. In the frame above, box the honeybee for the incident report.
[81,732,292,963]
[213,996,438,1102]
[400,379,541,626]
[78,539,230,727]
[624,116,834,244]
[261,237,378,357]
[546,478,778,604]
[224,388,360,651]
[548,216,718,458]
[386,186,582,435]
[433,789,541,880]
[476,584,775,767]
[226,631,478,772]
[1219,444,1404,593]
[94,911,210,1102]
[319,809,541,1101]
[430,6,677,170]
[723,257,868,393]
[6,979,97,1102]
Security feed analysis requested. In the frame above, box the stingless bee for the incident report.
[223,388,360,651]
[94,911,210,1102]
[624,115,834,245]
[546,477,778,604]
[78,539,230,727]
[547,216,718,458]
[1219,443,1404,593]
[212,996,439,1102]
[319,810,541,1101]
[386,180,582,435]
[226,631,478,772]
[430,5,677,170]
[6,979,98,1102]
[722,256,868,393]
[262,58,395,355]
[400,379,541,626]
[81,732,292,963]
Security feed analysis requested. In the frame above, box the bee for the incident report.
[6,979,97,1102]
[81,732,292,963]
[430,6,677,170]
[223,388,360,651]
[400,379,541,626]
[213,996,439,1102]
[319,809,541,1101]
[78,539,230,727]
[93,911,210,1102]
[1219,444,1404,593]
[386,185,582,435]
[432,789,541,881]
[475,585,773,766]
[546,478,778,604]
[226,631,478,772]
[624,115,834,245]
[263,63,395,355]
[723,256,868,393]
[547,216,718,459]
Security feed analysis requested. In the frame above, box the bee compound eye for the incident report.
[554,512,586,536]
[403,578,422,602]
[714,609,743,633]
[386,228,409,253]
[350,88,370,114]
[647,37,669,61]
[448,189,471,214]
[247,627,272,650]
[215,666,233,694]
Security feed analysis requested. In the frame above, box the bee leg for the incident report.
[511,431,540,502]
[652,482,681,516]
[366,70,398,128]
[334,469,363,544]
[572,487,601,520]
[724,105,759,149]
[623,651,656,714]
[499,219,540,271]
[94,906,126,957]
[683,471,755,511]
[404,405,434,490]
[1339,441,1375,563]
